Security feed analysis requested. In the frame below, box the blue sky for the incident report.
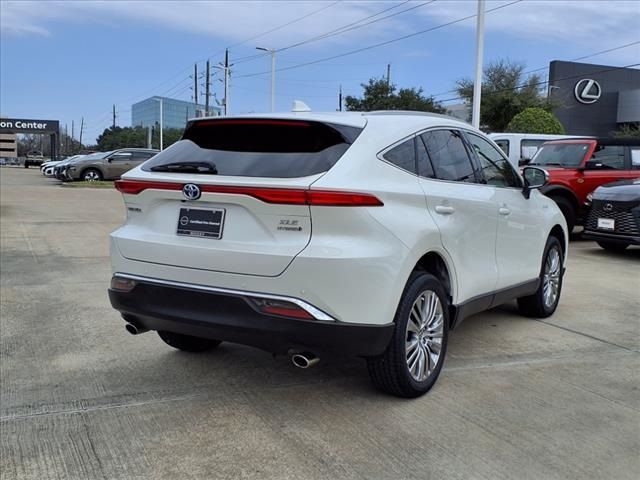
[1,0,639,143]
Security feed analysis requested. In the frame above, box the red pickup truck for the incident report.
[528,138,640,231]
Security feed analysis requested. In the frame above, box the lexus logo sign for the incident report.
[574,79,602,104]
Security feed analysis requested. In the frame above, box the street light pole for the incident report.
[159,97,163,150]
[154,97,164,150]
[471,0,485,129]
[257,47,276,112]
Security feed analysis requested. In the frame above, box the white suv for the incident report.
[109,112,568,397]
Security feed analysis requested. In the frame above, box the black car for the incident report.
[583,178,640,251]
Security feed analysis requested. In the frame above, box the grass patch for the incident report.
[63,180,115,188]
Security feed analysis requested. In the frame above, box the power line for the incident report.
[224,0,341,64]
[277,1,436,54]
[438,62,640,104]
[235,0,523,79]
[431,40,640,99]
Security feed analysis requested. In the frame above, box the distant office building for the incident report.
[131,96,220,131]
[446,103,471,122]
[549,61,640,136]
[0,133,17,157]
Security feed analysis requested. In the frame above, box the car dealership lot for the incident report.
[1,168,638,480]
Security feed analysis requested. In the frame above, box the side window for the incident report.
[416,136,435,178]
[494,139,509,156]
[383,138,416,174]
[131,152,154,162]
[110,152,132,162]
[591,145,625,169]
[631,147,640,170]
[421,130,475,182]
[466,133,521,188]
[521,139,545,162]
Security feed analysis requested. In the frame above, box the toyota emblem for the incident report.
[603,203,614,212]
[182,183,201,201]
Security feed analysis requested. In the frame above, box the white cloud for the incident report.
[421,0,640,64]
[2,0,638,64]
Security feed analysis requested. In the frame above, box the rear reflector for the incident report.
[110,276,137,292]
[115,180,383,206]
[248,298,314,320]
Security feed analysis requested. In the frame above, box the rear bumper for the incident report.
[582,229,640,245]
[108,275,394,356]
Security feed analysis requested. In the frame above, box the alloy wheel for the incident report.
[405,290,444,382]
[542,246,561,308]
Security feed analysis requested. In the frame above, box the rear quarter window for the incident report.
[142,119,362,178]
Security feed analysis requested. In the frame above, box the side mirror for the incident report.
[522,166,549,199]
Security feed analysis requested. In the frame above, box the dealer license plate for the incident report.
[177,208,225,239]
[597,218,615,231]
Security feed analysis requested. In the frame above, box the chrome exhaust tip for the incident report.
[125,323,148,335]
[291,352,320,369]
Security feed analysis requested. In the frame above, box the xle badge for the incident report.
[278,219,303,231]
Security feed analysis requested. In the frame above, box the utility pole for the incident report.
[471,0,485,129]
[71,120,75,153]
[64,123,68,155]
[223,49,230,116]
[205,60,210,116]
[194,63,198,113]
[112,104,116,128]
[79,117,84,150]
[386,63,391,91]
[338,85,343,111]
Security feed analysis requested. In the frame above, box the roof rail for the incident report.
[366,110,464,122]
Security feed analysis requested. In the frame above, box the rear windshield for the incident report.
[142,119,362,178]
[530,143,590,167]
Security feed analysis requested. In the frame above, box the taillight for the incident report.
[115,180,383,207]
[115,180,181,195]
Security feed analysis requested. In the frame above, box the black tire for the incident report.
[597,241,629,252]
[157,331,221,352]
[518,236,564,318]
[367,272,449,398]
[81,168,103,182]
[24,163,29,169]
[550,196,576,234]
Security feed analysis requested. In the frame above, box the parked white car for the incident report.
[41,155,82,177]
[488,133,589,168]
[108,111,568,397]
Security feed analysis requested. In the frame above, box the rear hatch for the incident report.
[114,117,364,277]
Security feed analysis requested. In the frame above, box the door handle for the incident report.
[435,205,455,215]
[499,207,511,216]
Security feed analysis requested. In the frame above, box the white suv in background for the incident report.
[108,112,568,398]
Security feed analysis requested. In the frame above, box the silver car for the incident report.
[65,148,158,181]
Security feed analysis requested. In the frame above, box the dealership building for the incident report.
[548,61,640,136]
[131,96,220,131]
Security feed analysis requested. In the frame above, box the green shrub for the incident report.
[506,108,565,134]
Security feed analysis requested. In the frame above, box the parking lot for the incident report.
[1,167,638,480]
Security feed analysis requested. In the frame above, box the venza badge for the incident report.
[182,183,201,201]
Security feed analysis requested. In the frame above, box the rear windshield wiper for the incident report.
[150,162,218,174]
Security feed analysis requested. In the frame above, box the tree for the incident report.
[456,60,552,131]
[507,108,565,134]
[95,126,183,151]
[613,123,640,139]
[345,78,445,113]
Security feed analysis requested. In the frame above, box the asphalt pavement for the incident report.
[1,167,638,480]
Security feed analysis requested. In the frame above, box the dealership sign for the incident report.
[574,79,602,104]
[0,118,59,133]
